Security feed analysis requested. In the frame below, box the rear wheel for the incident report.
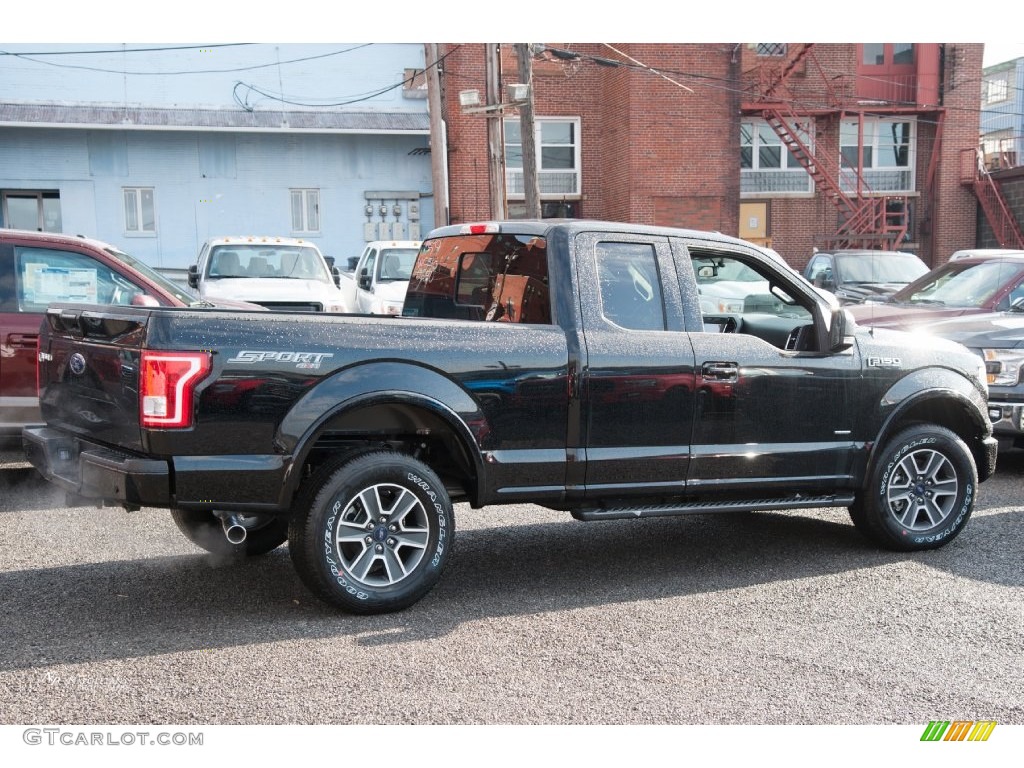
[849,425,977,551]
[170,509,288,557]
[288,451,454,614]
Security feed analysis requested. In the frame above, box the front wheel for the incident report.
[288,451,454,614]
[849,425,977,551]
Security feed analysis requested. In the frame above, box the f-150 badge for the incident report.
[866,356,902,368]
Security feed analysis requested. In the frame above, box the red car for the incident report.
[0,228,251,446]
[847,254,1024,331]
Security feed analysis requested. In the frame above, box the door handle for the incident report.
[701,361,738,381]
[6,333,38,349]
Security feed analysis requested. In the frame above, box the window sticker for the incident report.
[23,263,99,305]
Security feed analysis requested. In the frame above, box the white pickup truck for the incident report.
[188,235,348,313]
[337,240,422,315]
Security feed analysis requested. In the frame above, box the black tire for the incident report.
[288,451,454,614]
[849,425,977,551]
[170,509,288,557]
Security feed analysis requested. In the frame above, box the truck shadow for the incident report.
[0,503,1019,672]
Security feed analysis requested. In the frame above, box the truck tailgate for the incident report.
[37,306,151,453]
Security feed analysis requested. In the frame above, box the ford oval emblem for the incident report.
[69,352,87,376]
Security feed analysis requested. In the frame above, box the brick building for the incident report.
[437,43,985,270]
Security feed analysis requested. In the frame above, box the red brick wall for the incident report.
[439,43,983,267]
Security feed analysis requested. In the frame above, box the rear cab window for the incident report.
[403,232,551,324]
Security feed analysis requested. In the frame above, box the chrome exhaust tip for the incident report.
[220,514,248,545]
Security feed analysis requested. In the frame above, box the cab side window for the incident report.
[595,242,666,331]
[13,246,139,311]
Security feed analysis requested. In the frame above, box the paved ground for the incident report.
[0,452,1021,730]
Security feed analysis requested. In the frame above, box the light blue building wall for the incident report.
[980,57,1024,170]
[0,43,435,270]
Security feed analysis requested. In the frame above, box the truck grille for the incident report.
[255,302,323,312]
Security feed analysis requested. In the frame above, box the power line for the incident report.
[231,44,461,111]
[0,43,374,76]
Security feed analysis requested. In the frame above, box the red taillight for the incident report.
[140,351,212,429]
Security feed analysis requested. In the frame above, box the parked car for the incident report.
[337,239,422,314]
[188,235,348,313]
[916,308,1024,450]
[949,248,1024,262]
[803,249,929,305]
[848,254,1024,331]
[0,228,226,445]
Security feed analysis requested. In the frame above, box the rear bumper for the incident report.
[22,426,171,507]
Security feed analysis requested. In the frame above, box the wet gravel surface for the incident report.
[0,453,1021,727]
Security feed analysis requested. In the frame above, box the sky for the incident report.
[983,42,1024,67]
[7,1,1024,56]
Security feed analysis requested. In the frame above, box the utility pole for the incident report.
[515,43,542,219]
[485,44,507,220]
[423,43,449,229]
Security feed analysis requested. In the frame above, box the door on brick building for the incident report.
[1,191,62,232]
[739,202,770,248]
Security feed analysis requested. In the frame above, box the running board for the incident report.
[570,493,856,522]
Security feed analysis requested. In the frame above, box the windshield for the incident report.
[106,246,198,304]
[891,260,1024,308]
[376,248,419,282]
[835,252,927,284]
[206,244,329,282]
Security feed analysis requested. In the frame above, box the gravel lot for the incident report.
[0,450,1020,742]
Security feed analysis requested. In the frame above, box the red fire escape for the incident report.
[742,44,910,250]
[959,148,1024,248]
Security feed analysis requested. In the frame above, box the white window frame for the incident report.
[290,188,321,234]
[984,75,1009,105]
[740,118,814,196]
[123,187,156,236]
[504,117,581,200]
[839,117,916,193]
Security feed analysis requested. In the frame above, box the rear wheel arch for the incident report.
[284,395,484,511]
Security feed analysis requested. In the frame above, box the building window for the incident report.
[755,44,787,57]
[123,187,155,234]
[982,130,1017,170]
[862,44,915,66]
[2,190,62,232]
[504,117,581,199]
[290,188,320,233]
[985,75,1009,104]
[840,118,915,192]
[740,119,813,195]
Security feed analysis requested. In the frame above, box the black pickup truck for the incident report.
[24,220,998,614]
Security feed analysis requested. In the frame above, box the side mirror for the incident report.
[813,273,836,290]
[358,267,371,290]
[187,264,199,289]
[828,307,854,352]
[332,266,342,287]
